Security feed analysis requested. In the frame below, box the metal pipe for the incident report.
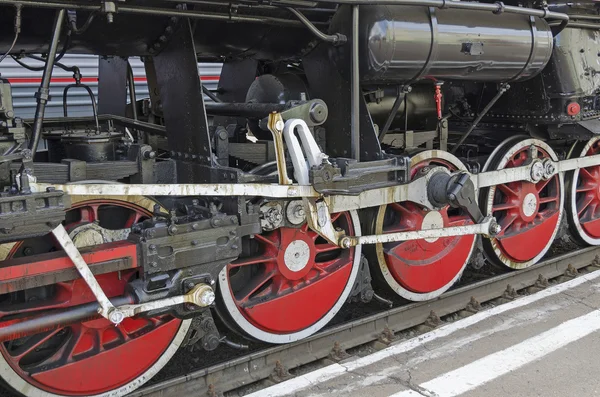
[351,5,360,161]
[0,295,134,342]
[127,61,138,121]
[378,89,406,141]
[549,21,600,30]
[312,0,569,22]
[117,5,307,26]
[285,7,346,44]
[451,83,510,154]
[0,5,21,64]
[0,0,566,26]
[202,85,221,103]
[205,102,286,117]
[27,9,65,158]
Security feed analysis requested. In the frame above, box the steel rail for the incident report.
[130,245,600,397]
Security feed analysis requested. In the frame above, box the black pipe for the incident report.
[351,5,360,161]
[202,85,221,103]
[378,88,407,141]
[0,295,134,342]
[285,7,346,45]
[127,61,138,121]
[205,102,286,117]
[451,83,510,154]
[27,9,66,159]
[0,5,21,64]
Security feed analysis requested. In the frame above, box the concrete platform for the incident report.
[248,270,600,397]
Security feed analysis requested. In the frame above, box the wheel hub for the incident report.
[283,240,311,272]
[421,210,444,243]
[521,192,538,219]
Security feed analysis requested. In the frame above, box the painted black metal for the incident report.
[27,9,65,163]
[350,5,360,160]
[305,43,382,161]
[97,56,128,116]
[151,19,213,182]
[126,60,138,120]
[311,156,409,194]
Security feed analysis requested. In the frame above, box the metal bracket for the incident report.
[267,113,293,185]
[283,118,329,185]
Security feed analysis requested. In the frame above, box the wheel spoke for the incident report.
[576,181,596,193]
[236,271,276,304]
[331,212,342,223]
[498,212,518,234]
[535,178,552,193]
[580,167,596,181]
[497,183,519,198]
[8,328,63,361]
[124,211,144,228]
[578,194,595,216]
[315,243,341,254]
[229,254,276,269]
[492,200,519,211]
[79,204,100,223]
[539,196,559,204]
[254,233,279,248]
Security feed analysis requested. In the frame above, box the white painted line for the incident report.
[247,270,600,397]
[389,307,600,397]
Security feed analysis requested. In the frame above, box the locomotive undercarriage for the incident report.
[0,0,600,395]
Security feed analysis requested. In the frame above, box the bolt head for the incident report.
[108,310,124,325]
[490,222,502,235]
[199,289,216,306]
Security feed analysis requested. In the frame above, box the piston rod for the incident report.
[0,295,134,342]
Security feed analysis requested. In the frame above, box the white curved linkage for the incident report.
[282,118,328,185]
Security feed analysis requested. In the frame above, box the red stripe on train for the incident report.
[5,75,220,84]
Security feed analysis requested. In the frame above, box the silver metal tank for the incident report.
[353,5,554,83]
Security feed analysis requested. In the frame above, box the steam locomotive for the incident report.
[0,1,598,395]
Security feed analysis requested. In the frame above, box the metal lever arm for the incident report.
[52,224,119,322]
[340,215,500,248]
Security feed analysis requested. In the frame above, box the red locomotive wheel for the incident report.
[0,197,190,397]
[566,136,600,246]
[217,210,361,343]
[481,138,564,269]
[371,151,476,301]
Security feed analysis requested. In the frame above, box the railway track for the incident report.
[129,245,600,397]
